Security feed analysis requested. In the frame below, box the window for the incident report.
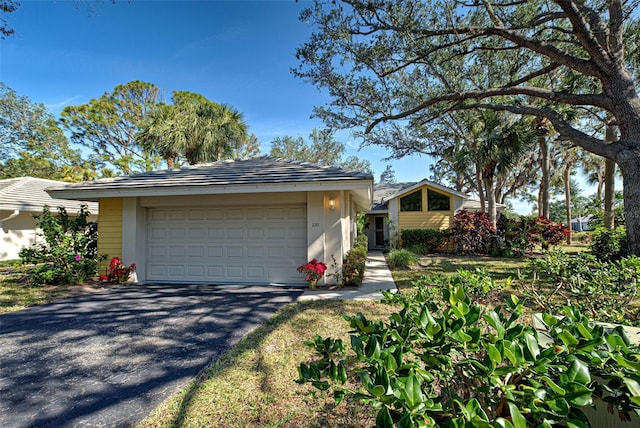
[428,189,450,211]
[400,190,422,211]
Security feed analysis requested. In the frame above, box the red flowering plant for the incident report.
[99,257,136,284]
[297,258,328,285]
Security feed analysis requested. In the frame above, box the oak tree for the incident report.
[296,0,640,255]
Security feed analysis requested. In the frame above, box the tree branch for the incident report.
[365,87,611,133]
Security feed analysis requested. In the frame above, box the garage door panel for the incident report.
[227,266,243,278]
[208,227,224,239]
[227,227,243,239]
[169,210,186,221]
[147,205,306,284]
[227,246,243,258]
[207,265,223,277]
[207,246,224,257]
[188,209,205,220]
[267,227,285,239]
[247,247,264,258]
[187,265,205,278]
[247,266,265,278]
[247,227,264,239]
[188,246,205,257]
[167,265,185,277]
[206,210,225,221]
[288,226,306,240]
[288,207,305,218]
[188,227,206,240]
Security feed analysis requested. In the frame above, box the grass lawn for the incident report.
[391,254,529,290]
[0,261,75,313]
[138,299,396,428]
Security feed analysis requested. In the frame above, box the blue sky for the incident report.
[4,0,605,214]
[0,1,433,183]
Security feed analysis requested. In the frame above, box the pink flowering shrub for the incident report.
[297,259,328,282]
[100,257,136,284]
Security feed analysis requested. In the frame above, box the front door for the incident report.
[374,216,385,247]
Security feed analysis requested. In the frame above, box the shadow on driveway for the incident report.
[0,284,302,428]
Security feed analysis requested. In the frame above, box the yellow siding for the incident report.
[396,185,455,249]
[97,198,123,267]
[398,211,452,231]
[397,184,454,232]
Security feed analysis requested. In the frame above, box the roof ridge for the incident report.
[265,155,371,177]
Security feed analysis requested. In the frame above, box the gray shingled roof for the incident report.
[47,157,374,200]
[371,182,416,211]
[0,177,99,214]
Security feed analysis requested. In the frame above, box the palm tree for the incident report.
[474,111,536,226]
[137,95,248,166]
[137,103,181,168]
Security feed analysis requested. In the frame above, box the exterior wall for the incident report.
[307,191,344,285]
[97,198,123,268]
[398,212,452,230]
[0,212,37,260]
[390,185,455,248]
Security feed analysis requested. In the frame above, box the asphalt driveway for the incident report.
[0,284,302,428]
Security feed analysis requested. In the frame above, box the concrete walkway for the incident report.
[298,250,396,301]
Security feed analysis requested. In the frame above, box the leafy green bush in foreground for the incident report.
[298,280,640,427]
[19,205,99,285]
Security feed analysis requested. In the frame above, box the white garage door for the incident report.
[146,205,307,284]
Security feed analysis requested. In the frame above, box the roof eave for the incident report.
[47,179,374,201]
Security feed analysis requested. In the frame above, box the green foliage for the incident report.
[268,128,371,172]
[138,91,249,166]
[0,83,97,182]
[591,226,628,261]
[355,232,368,250]
[400,228,449,255]
[298,281,640,427]
[61,80,164,175]
[409,269,505,300]
[527,251,640,324]
[386,249,418,270]
[342,247,367,287]
[19,205,99,286]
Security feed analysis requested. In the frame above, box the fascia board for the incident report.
[47,180,373,201]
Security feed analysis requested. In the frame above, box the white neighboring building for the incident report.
[0,177,99,260]
[571,215,594,232]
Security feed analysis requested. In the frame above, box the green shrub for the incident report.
[298,282,640,427]
[342,246,367,287]
[591,226,627,261]
[527,250,640,324]
[355,233,368,249]
[400,229,449,254]
[491,214,570,257]
[386,249,418,269]
[19,205,99,286]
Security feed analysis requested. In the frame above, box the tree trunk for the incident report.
[483,176,497,229]
[618,152,640,256]
[603,120,617,229]
[476,166,486,212]
[564,165,572,245]
[539,134,550,219]
[604,158,616,229]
